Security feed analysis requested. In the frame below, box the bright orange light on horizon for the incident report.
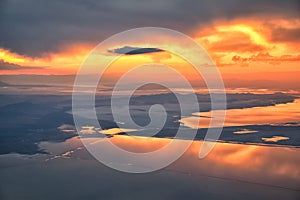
[1,17,299,86]
[0,44,93,75]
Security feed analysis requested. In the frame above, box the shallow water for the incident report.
[1,136,299,200]
[179,99,300,129]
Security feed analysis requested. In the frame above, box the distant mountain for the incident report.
[0,74,75,86]
[0,81,9,86]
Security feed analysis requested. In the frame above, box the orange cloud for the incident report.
[232,52,300,65]
[0,44,92,74]
[195,18,300,69]
[1,17,300,78]
[266,18,300,43]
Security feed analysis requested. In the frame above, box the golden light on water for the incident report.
[180,99,300,129]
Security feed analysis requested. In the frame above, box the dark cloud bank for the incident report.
[0,0,299,57]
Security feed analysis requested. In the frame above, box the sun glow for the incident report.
[1,18,300,81]
[0,48,26,64]
[0,44,93,74]
[217,24,268,46]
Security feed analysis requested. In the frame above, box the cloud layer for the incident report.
[0,0,299,56]
[0,59,40,70]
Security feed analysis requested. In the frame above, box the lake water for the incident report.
[179,99,300,128]
[0,136,299,200]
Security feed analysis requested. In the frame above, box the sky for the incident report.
[0,0,299,90]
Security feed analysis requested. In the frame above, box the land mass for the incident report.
[0,92,298,155]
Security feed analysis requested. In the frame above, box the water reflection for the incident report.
[179,99,300,128]
[233,129,258,134]
[3,135,298,200]
[262,136,290,142]
[99,128,137,135]
[76,135,300,190]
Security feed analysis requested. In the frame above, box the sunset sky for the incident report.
[0,0,299,89]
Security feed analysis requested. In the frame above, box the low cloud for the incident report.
[265,19,300,43]
[271,27,300,43]
[108,46,164,55]
[205,31,267,53]
[232,52,300,65]
[0,59,42,70]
